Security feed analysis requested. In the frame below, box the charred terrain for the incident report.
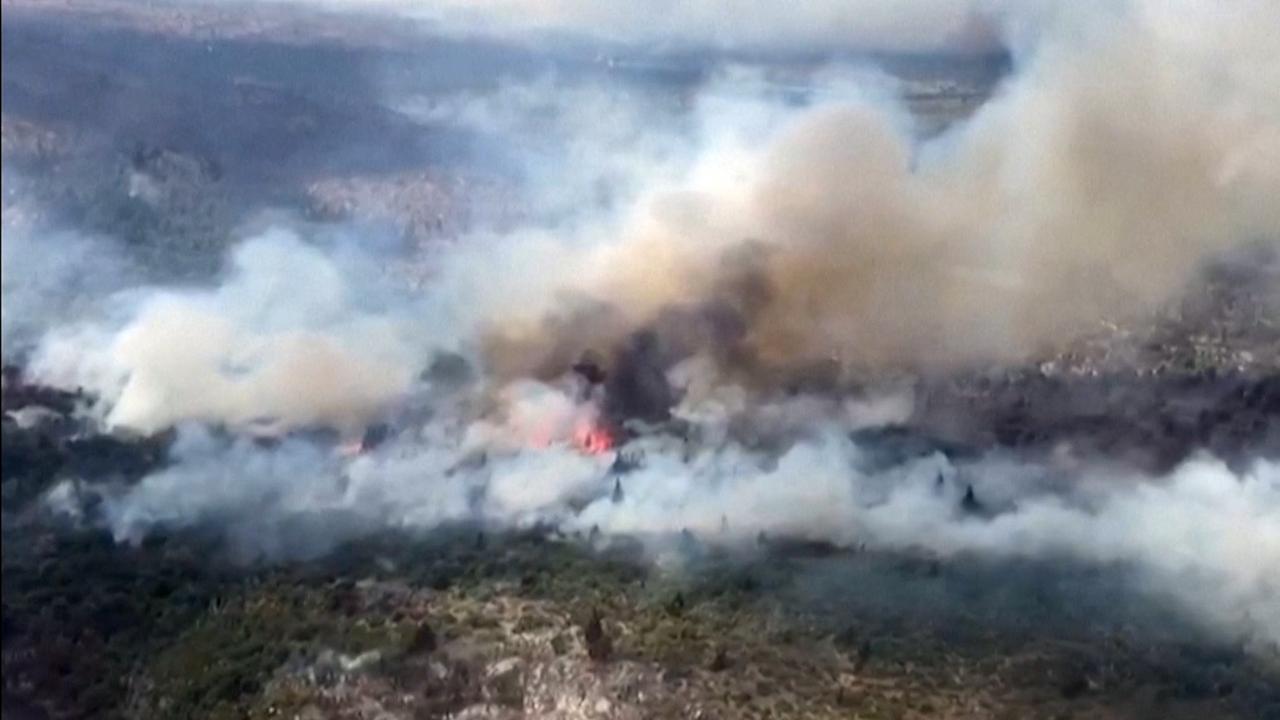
[3,2,1280,719]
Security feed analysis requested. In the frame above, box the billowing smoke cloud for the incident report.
[38,0,1274,402]
[29,228,434,436]
[469,0,1280,383]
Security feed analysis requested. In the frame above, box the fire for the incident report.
[517,418,614,455]
[573,422,616,455]
[501,383,615,455]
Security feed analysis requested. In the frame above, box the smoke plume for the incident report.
[471,0,1280,383]
[61,408,1280,649]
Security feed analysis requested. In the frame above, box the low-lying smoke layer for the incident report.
[57,400,1280,650]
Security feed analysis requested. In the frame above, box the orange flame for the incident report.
[572,422,616,455]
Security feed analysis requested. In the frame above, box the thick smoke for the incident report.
[579,445,1280,650]
[471,0,1280,382]
[29,228,433,436]
[12,0,1280,654]
[59,403,1280,649]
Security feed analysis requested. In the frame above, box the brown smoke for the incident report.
[479,0,1280,386]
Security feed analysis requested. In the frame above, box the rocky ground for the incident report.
[913,249,1280,474]
[4,514,1280,720]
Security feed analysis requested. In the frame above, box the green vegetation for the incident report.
[4,526,1277,719]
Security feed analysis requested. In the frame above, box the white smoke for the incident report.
[29,228,435,436]
[589,451,1280,653]
[393,75,694,222]
[1,221,140,363]
[88,378,616,557]
[65,395,1280,648]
